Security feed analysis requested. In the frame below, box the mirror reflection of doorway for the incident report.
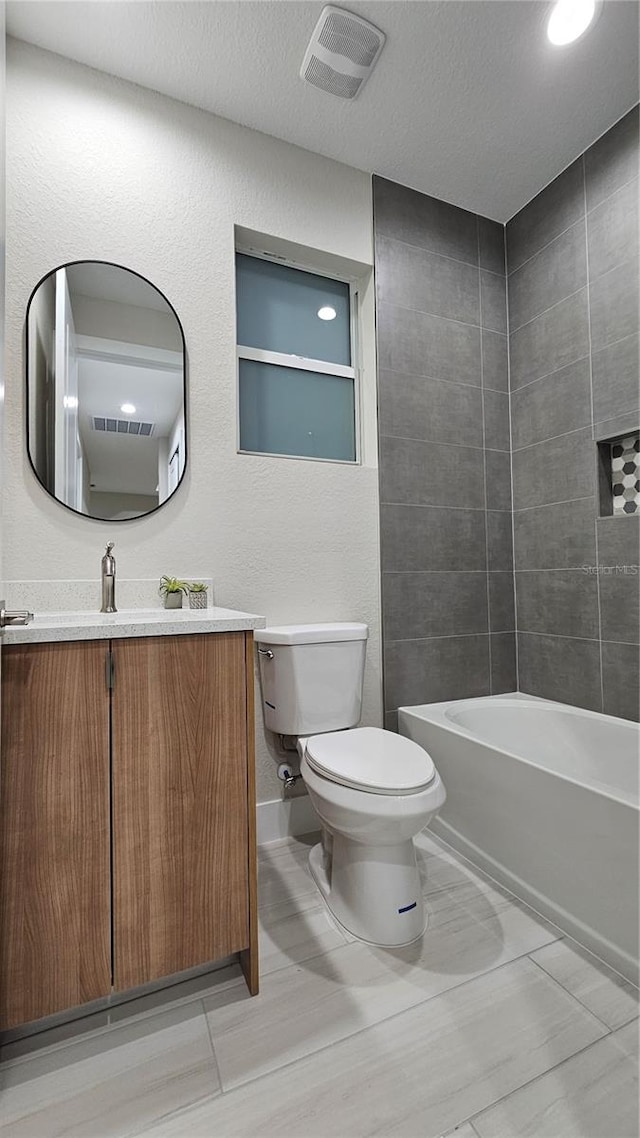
[27,261,186,521]
[168,444,181,496]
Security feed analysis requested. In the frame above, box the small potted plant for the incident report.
[188,581,209,610]
[159,575,188,609]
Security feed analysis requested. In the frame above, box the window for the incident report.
[236,253,357,462]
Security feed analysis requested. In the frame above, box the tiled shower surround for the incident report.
[508,105,639,721]
[375,104,639,724]
[373,176,516,726]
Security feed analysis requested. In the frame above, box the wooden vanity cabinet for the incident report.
[112,632,252,990]
[0,641,112,1029]
[0,630,258,1032]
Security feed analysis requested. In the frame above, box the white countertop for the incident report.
[2,606,266,645]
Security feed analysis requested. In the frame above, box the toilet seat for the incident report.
[305,726,435,795]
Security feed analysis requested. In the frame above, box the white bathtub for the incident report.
[399,693,639,984]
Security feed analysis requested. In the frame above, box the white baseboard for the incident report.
[257,795,319,845]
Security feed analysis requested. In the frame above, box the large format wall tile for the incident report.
[384,635,491,709]
[487,510,514,572]
[488,572,516,632]
[478,216,506,274]
[485,449,513,511]
[482,329,509,391]
[378,370,483,446]
[483,390,511,451]
[512,428,595,510]
[377,300,481,385]
[383,571,489,640]
[509,288,589,390]
[376,234,480,323]
[589,256,640,351]
[602,641,640,721]
[508,110,639,717]
[510,358,592,450]
[380,503,488,573]
[480,270,507,333]
[598,569,640,644]
[585,104,640,212]
[596,514,640,566]
[373,176,479,265]
[514,499,597,570]
[591,334,640,423]
[587,177,639,281]
[508,219,587,332]
[515,570,600,639]
[506,157,585,273]
[378,114,638,722]
[375,179,515,719]
[517,632,602,710]
[380,435,486,509]
[490,632,517,693]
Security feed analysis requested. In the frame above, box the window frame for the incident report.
[235,246,361,465]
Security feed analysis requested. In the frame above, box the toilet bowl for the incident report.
[299,727,446,946]
[255,622,446,947]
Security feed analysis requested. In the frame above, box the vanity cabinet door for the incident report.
[112,632,250,991]
[0,642,111,1029]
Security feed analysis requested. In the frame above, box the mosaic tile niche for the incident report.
[611,434,640,515]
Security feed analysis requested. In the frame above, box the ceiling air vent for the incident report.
[93,416,154,437]
[300,6,385,100]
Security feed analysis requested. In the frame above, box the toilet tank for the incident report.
[255,623,368,736]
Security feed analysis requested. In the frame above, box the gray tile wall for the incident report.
[507,105,639,720]
[373,176,516,726]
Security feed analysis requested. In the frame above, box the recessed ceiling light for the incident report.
[63,395,78,409]
[547,0,600,45]
[121,402,136,414]
[317,306,337,321]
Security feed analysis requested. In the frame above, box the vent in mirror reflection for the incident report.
[93,417,155,436]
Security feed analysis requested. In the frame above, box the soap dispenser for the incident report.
[100,542,117,613]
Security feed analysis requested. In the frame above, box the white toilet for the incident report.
[255,622,446,947]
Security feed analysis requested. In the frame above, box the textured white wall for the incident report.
[5,40,382,801]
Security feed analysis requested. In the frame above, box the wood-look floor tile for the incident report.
[613,1018,639,1059]
[206,878,559,1091]
[456,880,560,956]
[473,1030,639,1138]
[0,1003,219,1138]
[415,831,499,895]
[259,895,348,975]
[530,938,639,1030]
[147,958,606,1138]
[257,838,318,910]
[442,1124,479,1138]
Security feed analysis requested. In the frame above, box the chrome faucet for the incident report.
[100,542,117,613]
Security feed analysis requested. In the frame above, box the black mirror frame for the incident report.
[25,259,188,523]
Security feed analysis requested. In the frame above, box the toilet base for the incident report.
[308,835,427,947]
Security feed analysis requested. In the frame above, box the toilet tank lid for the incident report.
[255,622,369,646]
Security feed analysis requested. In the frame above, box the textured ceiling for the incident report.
[7,0,639,221]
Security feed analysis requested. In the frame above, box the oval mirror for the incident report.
[26,261,187,521]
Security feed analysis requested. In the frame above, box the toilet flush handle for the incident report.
[257,647,274,659]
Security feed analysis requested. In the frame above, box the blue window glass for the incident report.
[239,359,356,462]
[236,254,351,366]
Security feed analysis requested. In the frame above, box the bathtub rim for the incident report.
[398,692,639,811]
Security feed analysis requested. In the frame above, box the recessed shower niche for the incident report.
[598,431,640,517]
